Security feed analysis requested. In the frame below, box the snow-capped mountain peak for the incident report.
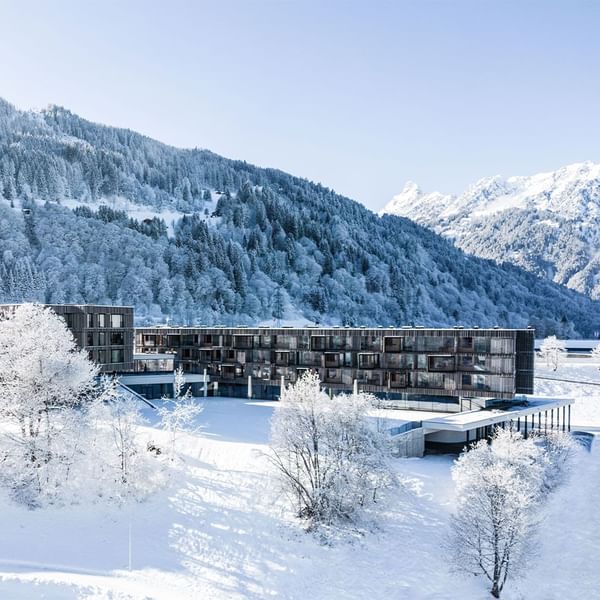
[381,161,600,299]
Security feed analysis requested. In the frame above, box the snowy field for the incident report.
[0,364,598,599]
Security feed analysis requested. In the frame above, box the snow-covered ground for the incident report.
[535,360,600,428]
[0,366,598,599]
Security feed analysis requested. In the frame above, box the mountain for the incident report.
[0,97,598,336]
[382,162,600,301]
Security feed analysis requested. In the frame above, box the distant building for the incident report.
[534,338,600,358]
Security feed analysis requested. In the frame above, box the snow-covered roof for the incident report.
[421,396,574,432]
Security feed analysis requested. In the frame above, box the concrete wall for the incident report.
[391,428,425,458]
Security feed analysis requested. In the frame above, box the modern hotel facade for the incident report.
[1,303,535,410]
[135,325,534,410]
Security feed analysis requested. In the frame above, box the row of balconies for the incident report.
[138,333,516,355]
[189,362,512,394]
[171,348,514,375]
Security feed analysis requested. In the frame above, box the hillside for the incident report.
[0,98,599,335]
[382,162,600,300]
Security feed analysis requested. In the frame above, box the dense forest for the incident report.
[0,98,598,336]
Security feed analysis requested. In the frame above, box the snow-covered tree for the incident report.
[0,304,98,504]
[538,335,566,371]
[158,367,204,460]
[532,429,578,493]
[590,343,600,368]
[449,428,544,598]
[269,371,394,530]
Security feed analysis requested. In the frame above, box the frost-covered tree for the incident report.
[158,367,204,460]
[0,304,97,504]
[538,335,566,371]
[449,429,544,598]
[269,371,394,530]
[532,429,578,493]
[272,286,285,325]
[590,343,600,368]
[82,378,165,502]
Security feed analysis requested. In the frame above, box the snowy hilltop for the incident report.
[1,97,599,335]
[381,162,600,299]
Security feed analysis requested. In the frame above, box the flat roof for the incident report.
[0,303,134,309]
[422,396,574,432]
[136,325,532,333]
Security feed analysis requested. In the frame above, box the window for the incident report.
[275,351,290,366]
[110,332,124,345]
[462,373,489,391]
[111,349,124,364]
[491,337,514,354]
[143,334,156,347]
[324,352,340,367]
[384,337,402,352]
[98,349,108,363]
[110,314,123,328]
[325,368,338,381]
[86,313,94,328]
[460,354,487,371]
[474,354,487,370]
[360,336,381,351]
[311,336,327,350]
[474,337,489,353]
[403,336,416,351]
[64,313,75,328]
[86,332,94,346]
[233,335,253,349]
[428,355,455,372]
[98,314,106,328]
[167,335,180,347]
[98,332,106,346]
[389,372,407,388]
[254,349,271,363]
[297,335,310,350]
[330,335,345,350]
[358,353,379,369]
[417,372,444,388]
[419,336,454,352]
[417,354,427,369]
[298,351,319,366]
[457,337,473,352]
[222,365,236,379]
[384,353,415,369]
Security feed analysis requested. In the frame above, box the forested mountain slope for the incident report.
[0,98,598,336]
[382,162,600,300]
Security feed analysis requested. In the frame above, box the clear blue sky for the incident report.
[1,0,599,210]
